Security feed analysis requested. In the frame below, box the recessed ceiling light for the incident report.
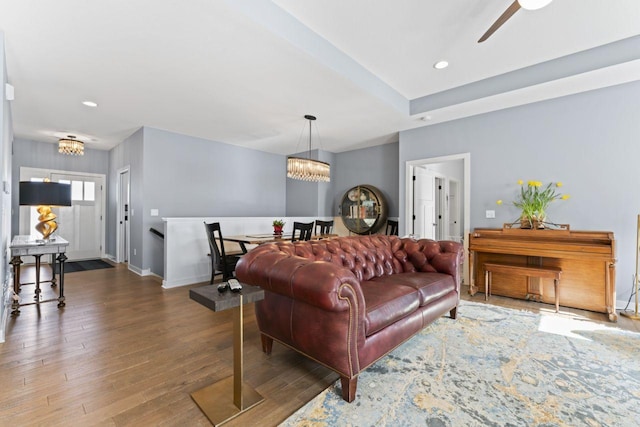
[433,61,449,70]
[82,101,98,107]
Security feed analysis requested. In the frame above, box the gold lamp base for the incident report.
[34,205,58,239]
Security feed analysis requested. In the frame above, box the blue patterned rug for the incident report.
[281,301,640,427]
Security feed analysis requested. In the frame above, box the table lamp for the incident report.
[19,180,72,240]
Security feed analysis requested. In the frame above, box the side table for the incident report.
[10,235,69,316]
[189,283,265,426]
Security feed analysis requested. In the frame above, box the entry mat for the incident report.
[54,259,114,274]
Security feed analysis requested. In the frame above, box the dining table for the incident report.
[223,233,337,245]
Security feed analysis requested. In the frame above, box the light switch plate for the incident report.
[150,209,159,217]
[486,210,496,219]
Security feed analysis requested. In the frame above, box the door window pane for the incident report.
[84,181,95,201]
[71,181,83,201]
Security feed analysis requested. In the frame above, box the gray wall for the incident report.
[335,142,399,218]
[139,127,286,275]
[1,32,13,340]
[399,81,640,301]
[11,138,110,235]
[107,128,144,268]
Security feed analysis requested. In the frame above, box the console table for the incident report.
[469,228,617,321]
[10,235,69,316]
[189,283,265,425]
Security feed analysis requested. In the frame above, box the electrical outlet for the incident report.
[486,210,496,219]
[133,248,137,256]
[150,209,159,217]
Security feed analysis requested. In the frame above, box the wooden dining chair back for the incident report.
[204,222,246,282]
[291,221,314,242]
[386,219,399,236]
[314,220,334,236]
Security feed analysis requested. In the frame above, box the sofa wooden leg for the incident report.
[261,334,273,355]
[450,306,457,319]
[340,375,357,402]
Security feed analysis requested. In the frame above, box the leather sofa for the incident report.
[235,235,463,402]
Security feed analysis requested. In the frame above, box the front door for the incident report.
[50,173,104,260]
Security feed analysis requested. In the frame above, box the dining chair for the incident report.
[314,219,334,236]
[291,221,314,242]
[204,222,247,283]
[385,219,399,236]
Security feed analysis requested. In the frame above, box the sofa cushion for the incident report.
[370,273,455,307]
[360,281,420,336]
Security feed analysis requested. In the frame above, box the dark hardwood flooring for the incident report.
[0,263,637,425]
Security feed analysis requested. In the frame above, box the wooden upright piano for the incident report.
[469,228,617,321]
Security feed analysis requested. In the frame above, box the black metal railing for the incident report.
[149,227,164,239]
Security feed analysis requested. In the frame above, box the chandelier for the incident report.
[58,135,85,156]
[287,115,330,183]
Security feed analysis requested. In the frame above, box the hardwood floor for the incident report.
[1,263,638,426]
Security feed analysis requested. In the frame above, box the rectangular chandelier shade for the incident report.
[19,181,72,206]
[58,138,85,155]
[287,157,330,182]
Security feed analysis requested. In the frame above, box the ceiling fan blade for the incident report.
[478,0,522,43]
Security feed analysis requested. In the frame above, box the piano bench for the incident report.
[483,262,562,312]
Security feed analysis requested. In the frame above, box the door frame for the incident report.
[116,166,131,263]
[19,167,107,259]
[448,178,461,239]
[405,153,471,283]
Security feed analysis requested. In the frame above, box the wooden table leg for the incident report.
[50,253,57,287]
[34,255,42,301]
[10,256,22,315]
[484,269,490,301]
[468,249,477,295]
[57,253,67,308]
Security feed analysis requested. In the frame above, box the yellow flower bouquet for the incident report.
[497,180,569,228]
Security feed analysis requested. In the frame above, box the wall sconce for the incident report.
[19,180,72,240]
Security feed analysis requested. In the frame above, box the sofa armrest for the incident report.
[236,245,365,313]
[430,241,464,278]
[237,244,367,378]
[399,239,464,289]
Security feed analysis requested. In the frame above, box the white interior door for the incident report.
[51,173,104,260]
[414,167,436,239]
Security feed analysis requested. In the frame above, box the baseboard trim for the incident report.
[127,264,151,276]
[162,274,210,289]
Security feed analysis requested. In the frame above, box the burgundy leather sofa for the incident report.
[235,235,463,402]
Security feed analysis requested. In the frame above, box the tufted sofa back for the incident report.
[254,235,462,284]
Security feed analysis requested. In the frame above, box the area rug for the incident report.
[54,259,114,274]
[281,301,640,427]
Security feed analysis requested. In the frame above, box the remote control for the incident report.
[217,282,229,292]
[228,278,242,292]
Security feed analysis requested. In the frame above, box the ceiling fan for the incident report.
[478,0,553,43]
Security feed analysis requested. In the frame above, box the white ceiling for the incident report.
[1,0,638,154]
